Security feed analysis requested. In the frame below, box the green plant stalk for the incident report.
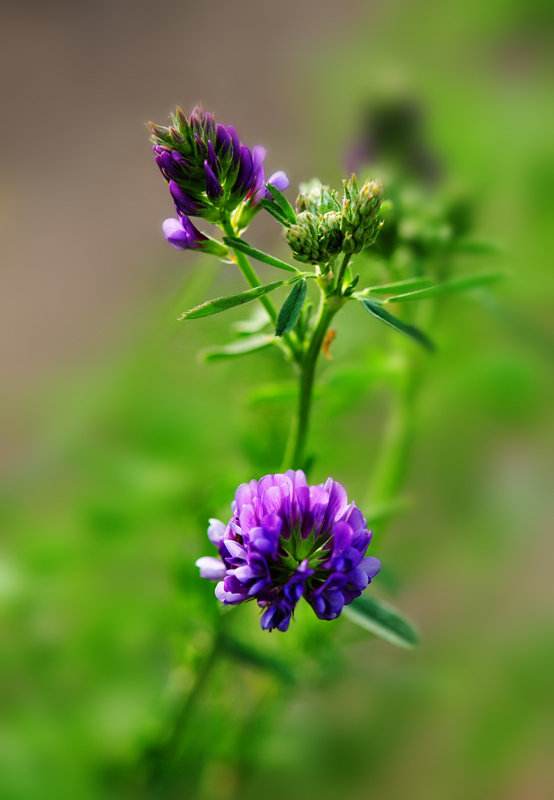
[222,219,279,324]
[165,626,223,763]
[282,289,340,470]
[222,219,299,360]
[366,296,441,531]
[367,356,422,516]
[335,252,352,292]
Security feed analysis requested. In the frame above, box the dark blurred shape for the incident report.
[346,94,442,184]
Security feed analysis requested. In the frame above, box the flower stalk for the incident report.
[282,288,342,470]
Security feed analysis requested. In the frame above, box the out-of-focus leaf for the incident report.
[224,236,300,273]
[276,279,307,336]
[232,307,271,335]
[451,238,501,255]
[387,272,502,303]
[362,277,433,296]
[358,298,435,352]
[365,497,410,528]
[201,335,275,362]
[344,595,419,648]
[247,382,298,407]
[221,633,295,684]
[178,280,288,320]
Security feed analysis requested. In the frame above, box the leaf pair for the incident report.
[357,271,502,351]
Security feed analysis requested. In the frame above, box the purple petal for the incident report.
[162,217,192,250]
[216,123,232,153]
[196,556,226,581]
[361,556,381,580]
[235,145,253,191]
[203,160,223,199]
[267,170,289,191]
[215,581,244,604]
[168,180,199,215]
[208,518,226,545]
[252,145,267,168]
[207,140,218,171]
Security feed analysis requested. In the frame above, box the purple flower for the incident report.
[196,470,380,632]
[162,216,208,250]
[150,106,289,223]
[162,216,228,257]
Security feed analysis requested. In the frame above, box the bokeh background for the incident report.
[1,0,553,798]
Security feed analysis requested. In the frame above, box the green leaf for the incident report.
[224,236,300,273]
[359,298,435,352]
[260,199,292,227]
[387,272,502,304]
[276,279,307,336]
[201,335,275,362]
[178,280,287,320]
[363,277,434,296]
[344,594,419,648]
[265,183,297,225]
[221,633,295,684]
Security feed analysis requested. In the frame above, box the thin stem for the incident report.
[222,219,278,324]
[335,252,352,293]
[282,289,339,469]
[366,294,442,532]
[367,357,421,514]
[222,219,300,360]
[165,627,223,761]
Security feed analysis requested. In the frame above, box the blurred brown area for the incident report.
[0,0,363,393]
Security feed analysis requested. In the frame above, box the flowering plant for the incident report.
[149,104,500,640]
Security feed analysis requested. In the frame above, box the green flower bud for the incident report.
[286,176,384,265]
[340,177,384,254]
[286,209,344,265]
[296,180,341,215]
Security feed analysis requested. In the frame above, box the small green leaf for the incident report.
[359,298,435,352]
[362,277,434,296]
[260,199,292,227]
[276,279,307,336]
[387,272,502,304]
[224,236,300,273]
[221,633,295,684]
[265,183,297,225]
[178,280,286,320]
[201,335,275,362]
[344,594,419,648]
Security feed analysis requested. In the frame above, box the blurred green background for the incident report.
[1,0,553,798]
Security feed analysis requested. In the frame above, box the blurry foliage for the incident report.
[1,0,554,797]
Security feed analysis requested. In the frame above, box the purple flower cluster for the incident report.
[150,106,288,249]
[196,470,380,632]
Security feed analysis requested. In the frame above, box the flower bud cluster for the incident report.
[286,178,383,264]
[340,176,383,254]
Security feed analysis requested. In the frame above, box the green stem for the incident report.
[222,219,278,324]
[366,294,441,532]
[282,290,339,470]
[222,219,299,360]
[165,627,223,761]
[335,252,352,293]
[367,356,421,516]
